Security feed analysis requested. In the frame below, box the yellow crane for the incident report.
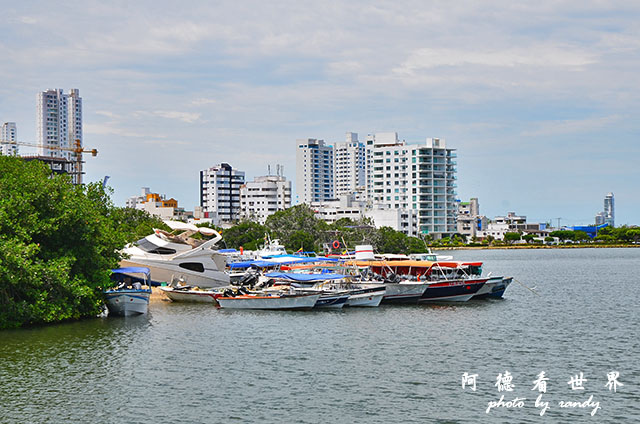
[2,139,97,185]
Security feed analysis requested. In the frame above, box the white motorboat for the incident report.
[104,267,152,316]
[120,221,230,288]
[216,291,321,310]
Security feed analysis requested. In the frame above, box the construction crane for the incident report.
[1,139,97,185]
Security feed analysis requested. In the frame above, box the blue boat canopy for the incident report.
[265,271,348,281]
[111,267,151,277]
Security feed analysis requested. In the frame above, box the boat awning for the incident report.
[228,256,339,269]
[343,260,483,268]
[265,271,348,282]
[111,267,151,277]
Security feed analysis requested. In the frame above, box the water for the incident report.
[1,248,639,423]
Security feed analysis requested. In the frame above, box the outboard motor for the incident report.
[384,272,402,284]
[235,265,261,287]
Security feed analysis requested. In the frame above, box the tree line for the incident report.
[0,156,164,329]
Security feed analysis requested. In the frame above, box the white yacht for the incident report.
[120,221,230,288]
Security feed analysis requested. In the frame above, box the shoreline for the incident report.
[435,244,639,251]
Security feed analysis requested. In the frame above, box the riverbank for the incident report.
[436,244,639,250]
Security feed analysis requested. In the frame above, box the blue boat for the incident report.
[104,267,152,316]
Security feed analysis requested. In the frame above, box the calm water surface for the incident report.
[1,248,639,423]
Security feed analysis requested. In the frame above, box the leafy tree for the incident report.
[0,156,129,329]
[504,232,521,244]
[265,204,328,251]
[111,207,170,243]
[377,226,409,254]
[219,221,268,250]
[523,234,536,243]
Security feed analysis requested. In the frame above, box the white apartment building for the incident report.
[364,204,419,236]
[334,132,366,201]
[311,194,418,236]
[296,138,334,204]
[240,175,291,224]
[0,122,18,155]
[36,88,83,183]
[200,163,245,225]
[311,195,366,224]
[367,134,457,239]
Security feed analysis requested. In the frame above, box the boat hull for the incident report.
[159,287,219,303]
[474,277,513,299]
[104,290,151,316]
[419,278,487,302]
[120,259,230,288]
[314,293,349,309]
[217,293,321,310]
[345,287,385,307]
[382,282,430,304]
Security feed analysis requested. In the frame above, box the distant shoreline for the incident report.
[436,244,640,251]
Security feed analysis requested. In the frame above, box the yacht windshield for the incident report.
[135,238,177,255]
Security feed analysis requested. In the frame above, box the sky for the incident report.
[1,1,639,226]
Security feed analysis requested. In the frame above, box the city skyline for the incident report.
[1,2,639,225]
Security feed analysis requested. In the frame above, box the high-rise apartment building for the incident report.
[200,163,245,225]
[36,88,83,183]
[604,192,614,227]
[37,89,69,158]
[295,138,334,204]
[367,134,457,238]
[240,174,291,224]
[0,122,18,155]
[334,132,366,201]
[295,132,458,239]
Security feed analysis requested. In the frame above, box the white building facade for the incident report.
[366,134,457,239]
[0,122,18,155]
[200,163,245,225]
[334,132,366,201]
[296,138,334,204]
[240,175,291,224]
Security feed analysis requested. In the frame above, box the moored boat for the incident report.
[382,281,432,304]
[120,221,230,288]
[215,291,321,310]
[104,267,152,316]
[419,277,488,302]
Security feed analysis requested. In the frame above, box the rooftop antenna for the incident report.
[268,164,271,175]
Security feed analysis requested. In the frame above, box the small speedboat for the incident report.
[104,267,152,316]
[215,290,321,310]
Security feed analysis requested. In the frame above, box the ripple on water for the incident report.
[1,248,640,423]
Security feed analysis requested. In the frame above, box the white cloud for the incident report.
[394,45,597,75]
[521,115,623,137]
[151,111,201,123]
